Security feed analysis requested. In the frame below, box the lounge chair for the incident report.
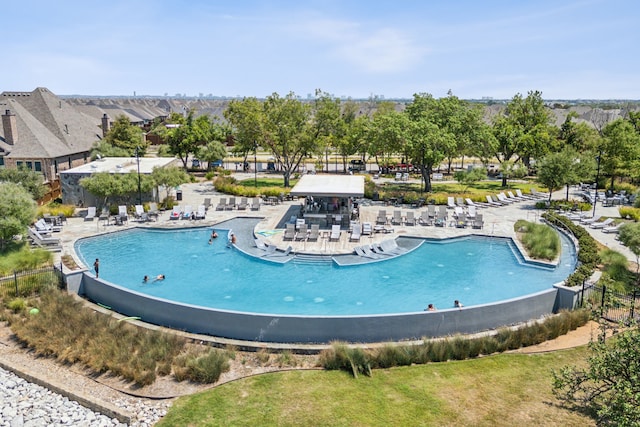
[169,206,182,220]
[267,245,293,258]
[485,195,502,207]
[237,197,248,210]
[350,223,362,241]
[405,211,416,226]
[295,224,308,241]
[456,197,465,207]
[530,189,548,199]
[147,203,159,220]
[27,228,62,252]
[447,197,456,209]
[84,206,96,221]
[419,210,432,226]
[580,215,601,225]
[455,213,467,228]
[394,172,402,181]
[308,224,320,241]
[361,245,381,258]
[602,223,622,234]
[254,238,269,251]
[354,246,376,259]
[216,198,226,211]
[35,218,60,233]
[453,206,464,219]
[203,198,212,211]
[330,224,341,241]
[250,197,261,211]
[497,193,515,204]
[261,245,278,257]
[117,205,128,224]
[134,205,148,222]
[195,205,206,219]
[283,224,296,241]
[391,210,403,225]
[515,189,536,200]
[466,205,477,219]
[225,197,236,210]
[183,205,194,220]
[378,239,406,255]
[362,222,373,235]
[376,210,387,225]
[507,191,525,202]
[472,213,484,229]
[590,218,614,229]
[427,204,436,219]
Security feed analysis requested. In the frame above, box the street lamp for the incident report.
[592,152,601,217]
[254,141,258,188]
[135,146,142,205]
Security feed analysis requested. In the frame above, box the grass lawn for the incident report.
[157,347,593,427]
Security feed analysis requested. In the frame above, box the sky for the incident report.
[4,0,639,100]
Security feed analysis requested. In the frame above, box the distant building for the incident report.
[0,87,102,182]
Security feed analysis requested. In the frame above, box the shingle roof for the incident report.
[0,87,101,158]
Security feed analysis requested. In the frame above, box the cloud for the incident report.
[296,17,428,74]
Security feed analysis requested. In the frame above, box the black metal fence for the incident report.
[580,283,639,324]
[0,264,65,300]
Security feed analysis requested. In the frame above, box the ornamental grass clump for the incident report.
[514,219,560,260]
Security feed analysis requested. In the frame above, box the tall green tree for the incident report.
[80,172,155,208]
[0,167,47,200]
[103,115,147,155]
[537,148,588,201]
[0,182,38,249]
[150,166,190,202]
[600,119,640,188]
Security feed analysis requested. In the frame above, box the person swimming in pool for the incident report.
[152,274,165,282]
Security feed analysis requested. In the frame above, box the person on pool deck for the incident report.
[152,274,165,282]
[425,303,437,311]
[208,230,218,244]
[454,300,463,308]
[227,232,237,247]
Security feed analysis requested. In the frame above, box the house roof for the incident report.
[290,174,365,198]
[60,157,177,175]
[0,87,102,158]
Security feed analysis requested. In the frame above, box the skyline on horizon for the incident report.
[4,1,639,100]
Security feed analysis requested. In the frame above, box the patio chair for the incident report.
[497,193,515,204]
[602,223,622,234]
[485,195,502,207]
[35,218,60,233]
[216,198,226,211]
[515,189,536,200]
[195,205,206,219]
[453,206,464,218]
[419,210,432,226]
[295,224,308,241]
[405,211,416,226]
[507,191,525,202]
[472,213,484,229]
[260,245,277,257]
[118,205,128,223]
[466,198,488,208]
[254,238,269,251]
[169,206,182,220]
[590,218,614,229]
[147,203,159,220]
[354,246,378,259]
[350,223,362,241]
[378,239,407,255]
[225,197,236,210]
[391,210,403,225]
[237,197,248,210]
[308,224,320,241]
[376,210,387,225]
[84,206,96,221]
[456,197,465,207]
[447,197,456,209]
[134,205,148,222]
[361,245,382,258]
[427,204,436,218]
[250,197,261,211]
[203,198,212,211]
[183,205,194,220]
[580,215,601,225]
[438,205,448,219]
[466,205,477,219]
[330,224,341,241]
[455,213,468,228]
[362,222,373,235]
[283,223,296,241]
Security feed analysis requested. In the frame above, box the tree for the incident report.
[618,222,640,275]
[600,119,640,189]
[537,149,588,201]
[79,172,155,208]
[90,140,131,159]
[103,115,147,155]
[197,141,227,171]
[150,166,190,202]
[0,167,47,200]
[454,167,487,193]
[0,182,37,250]
[552,323,640,425]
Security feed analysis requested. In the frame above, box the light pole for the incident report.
[592,153,601,217]
[254,141,258,188]
[135,146,142,205]
[325,147,329,173]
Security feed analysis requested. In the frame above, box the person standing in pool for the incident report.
[93,258,100,278]
[208,230,218,244]
[454,300,463,308]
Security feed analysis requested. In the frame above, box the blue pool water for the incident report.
[75,228,576,316]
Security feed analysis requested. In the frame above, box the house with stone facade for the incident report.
[0,87,103,183]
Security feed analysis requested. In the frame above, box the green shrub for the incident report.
[618,206,640,221]
[7,298,27,312]
[514,220,561,260]
[174,348,230,384]
[319,342,372,377]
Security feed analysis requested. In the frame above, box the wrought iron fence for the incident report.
[0,264,65,299]
[580,283,639,324]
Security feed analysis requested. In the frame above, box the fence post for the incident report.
[630,289,637,325]
[14,270,18,296]
[600,285,607,320]
[581,279,586,307]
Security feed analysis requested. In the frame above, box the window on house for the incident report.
[26,161,33,170]
[34,161,42,172]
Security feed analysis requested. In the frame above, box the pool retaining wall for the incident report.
[79,275,564,343]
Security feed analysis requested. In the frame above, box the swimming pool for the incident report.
[74,227,576,316]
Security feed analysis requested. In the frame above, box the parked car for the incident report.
[348,159,366,172]
[211,159,223,169]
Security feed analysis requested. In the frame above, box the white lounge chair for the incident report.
[515,189,536,200]
[237,197,248,210]
[183,205,194,220]
[580,215,601,225]
[308,224,320,241]
[362,222,373,235]
[147,203,159,220]
[195,205,206,219]
[350,224,362,241]
[602,223,622,234]
[250,197,261,211]
[84,206,96,221]
[405,211,416,226]
[447,197,456,209]
[118,205,128,223]
[485,195,502,207]
[330,224,341,241]
[169,206,182,220]
[134,205,148,222]
[590,218,614,229]
[283,224,296,241]
[255,238,269,251]
[216,198,226,211]
[391,210,403,225]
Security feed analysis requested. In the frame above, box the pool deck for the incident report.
[55,174,635,270]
